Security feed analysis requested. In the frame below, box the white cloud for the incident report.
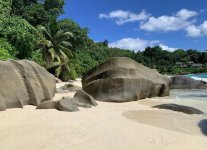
[140,9,198,32]
[159,44,178,52]
[109,38,178,52]
[186,21,207,37]
[99,10,150,25]
[176,9,198,19]
[109,38,159,51]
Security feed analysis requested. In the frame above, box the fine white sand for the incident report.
[0,79,206,150]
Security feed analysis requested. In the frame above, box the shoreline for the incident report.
[167,72,207,77]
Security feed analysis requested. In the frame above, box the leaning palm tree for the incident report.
[37,20,73,78]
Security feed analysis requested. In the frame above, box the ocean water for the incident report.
[186,73,207,82]
[166,73,207,113]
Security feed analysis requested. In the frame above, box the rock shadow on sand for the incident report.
[152,103,203,115]
[198,119,207,136]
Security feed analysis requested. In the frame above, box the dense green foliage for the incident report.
[21,3,51,26]
[0,38,14,60]
[58,19,89,51]
[0,0,206,80]
[11,0,64,26]
[0,48,12,60]
[44,0,64,17]
[0,0,11,17]
[0,17,39,59]
[0,38,16,57]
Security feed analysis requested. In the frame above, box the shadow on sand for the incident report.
[152,103,203,114]
[198,119,207,136]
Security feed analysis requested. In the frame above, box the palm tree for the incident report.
[37,20,73,78]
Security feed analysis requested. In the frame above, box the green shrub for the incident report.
[0,48,12,60]
[0,38,14,60]
[0,38,16,57]
[0,17,39,59]
[60,69,70,82]
[30,51,46,66]
[59,67,78,81]
[69,68,78,80]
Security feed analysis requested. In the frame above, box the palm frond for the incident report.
[37,20,74,79]
[46,61,61,69]
[59,45,73,57]
[55,30,65,39]
[59,49,69,63]
[46,40,53,47]
[61,41,72,47]
[38,26,52,40]
[48,48,56,61]
[55,66,62,77]
[56,31,73,41]
[64,32,73,37]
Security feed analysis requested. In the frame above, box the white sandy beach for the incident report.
[0,79,206,150]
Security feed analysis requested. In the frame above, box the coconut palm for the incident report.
[37,19,73,77]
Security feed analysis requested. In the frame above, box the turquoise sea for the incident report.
[186,73,207,80]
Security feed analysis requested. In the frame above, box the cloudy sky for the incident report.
[62,0,207,51]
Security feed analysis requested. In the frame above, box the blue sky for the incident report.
[61,0,207,51]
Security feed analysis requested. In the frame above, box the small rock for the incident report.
[63,96,92,108]
[57,98,79,112]
[36,91,97,112]
[37,98,79,112]
[73,90,98,107]
[60,84,82,92]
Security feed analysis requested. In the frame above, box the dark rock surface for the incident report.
[171,76,207,89]
[0,60,56,111]
[60,83,82,92]
[82,57,171,102]
[57,98,79,112]
[153,103,203,114]
[56,88,69,94]
[73,90,97,108]
[37,97,79,112]
[37,91,98,111]
[62,96,91,108]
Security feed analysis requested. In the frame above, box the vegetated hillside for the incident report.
[0,0,206,81]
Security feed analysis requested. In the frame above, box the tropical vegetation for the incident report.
[0,0,206,81]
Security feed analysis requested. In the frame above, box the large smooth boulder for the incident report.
[0,60,56,111]
[82,57,171,102]
[171,76,207,89]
